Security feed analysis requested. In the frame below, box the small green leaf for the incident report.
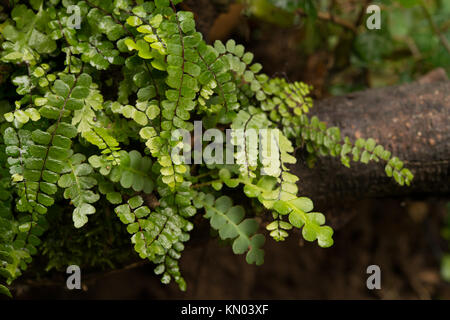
[0,285,12,298]
[290,197,313,213]
[127,16,143,27]
[288,210,305,228]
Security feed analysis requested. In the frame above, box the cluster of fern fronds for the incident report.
[0,0,413,296]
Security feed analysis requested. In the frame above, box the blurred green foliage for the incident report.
[243,0,450,93]
[442,203,450,283]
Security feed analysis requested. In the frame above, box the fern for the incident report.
[115,192,193,290]
[85,127,122,169]
[0,138,14,298]
[194,193,265,265]
[58,153,100,228]
[109,150,155,193]
[0,0,415,296]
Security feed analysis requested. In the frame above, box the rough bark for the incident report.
[292,79,450,210]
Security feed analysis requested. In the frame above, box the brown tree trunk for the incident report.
[292,78,450,213]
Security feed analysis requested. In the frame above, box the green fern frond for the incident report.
[194,193,265,266]
[58,153,100,228]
